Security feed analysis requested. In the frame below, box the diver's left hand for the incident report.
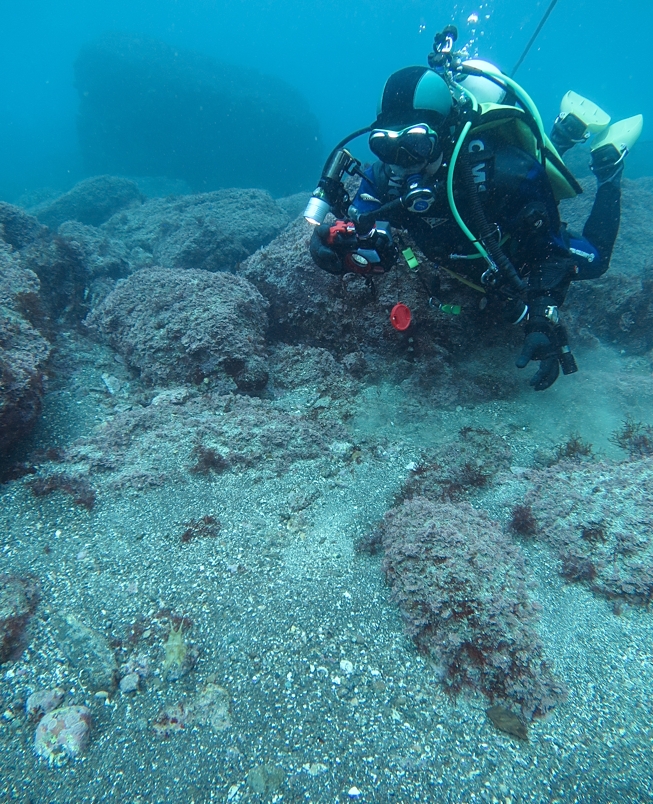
[515,331,560,391]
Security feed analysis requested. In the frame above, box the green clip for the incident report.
[402,247,420,271]
[439,303,462,315]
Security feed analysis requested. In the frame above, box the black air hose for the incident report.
[355,198,404,232]
[459,149,527,294]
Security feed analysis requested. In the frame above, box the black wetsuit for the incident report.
[310,121,622,389]
[349,127,620,304]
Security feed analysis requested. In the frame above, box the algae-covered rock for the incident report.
[85,267,269,390]
[381,498,567,720]
[51,612,118,691]
[0,574,40,663]
[32,176,144,229]
[0,246,51,455]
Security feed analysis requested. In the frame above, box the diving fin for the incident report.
[559,91,611,135]
[590,114,644,182]
[551,91,611,156]
[591,114,644,156]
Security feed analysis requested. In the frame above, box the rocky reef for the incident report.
[1,170,653,802]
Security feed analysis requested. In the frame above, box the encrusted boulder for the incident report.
[525,456,653,606]
[0,246,51,454]
[0,202,48,249]
[239,218,441,357]
[31,175,144,230]
[101,188,290,273]
[239,218,521,407]
[381,498,566,719]
[85,267,269,390]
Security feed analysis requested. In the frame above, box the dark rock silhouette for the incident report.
[74,34,323,197]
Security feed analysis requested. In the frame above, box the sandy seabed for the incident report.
[1,331,653,804]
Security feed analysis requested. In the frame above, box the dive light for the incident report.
[304,148,363,225]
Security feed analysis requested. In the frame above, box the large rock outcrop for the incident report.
[85,267,269,391]
[0,202,90,328]
[74,34,323,196]
[100,188,290,273]
[239,219,522,367]
[45,188,292,308]
[31,175,144,229]
[0,245,51,455]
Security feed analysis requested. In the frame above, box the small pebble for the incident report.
[339,659,354,675]
[119,673,140,694]
[26,688,65,719]
[348,787,361,798]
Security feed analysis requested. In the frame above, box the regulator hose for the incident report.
[355,198,404,232]
[458,148,527,294]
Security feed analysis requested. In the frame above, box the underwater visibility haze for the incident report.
[1,0,653,802]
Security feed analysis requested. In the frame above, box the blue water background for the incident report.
[1,0,650,200]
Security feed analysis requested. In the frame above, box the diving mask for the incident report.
[369,124,440,168]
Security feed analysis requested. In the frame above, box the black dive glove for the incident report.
[309,221,397,276]
[515,296,561,391]
[310,224,346,275]
[515,330,560,391]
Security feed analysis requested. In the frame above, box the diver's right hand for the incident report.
[309,224,347,275]
[515,330,560,391]
[309,221,391,276]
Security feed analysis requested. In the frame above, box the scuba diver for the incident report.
[305,27,643,391]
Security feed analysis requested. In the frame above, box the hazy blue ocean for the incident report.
[2,0,651,199]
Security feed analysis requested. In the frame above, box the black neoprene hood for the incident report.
[375,66,453,129]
